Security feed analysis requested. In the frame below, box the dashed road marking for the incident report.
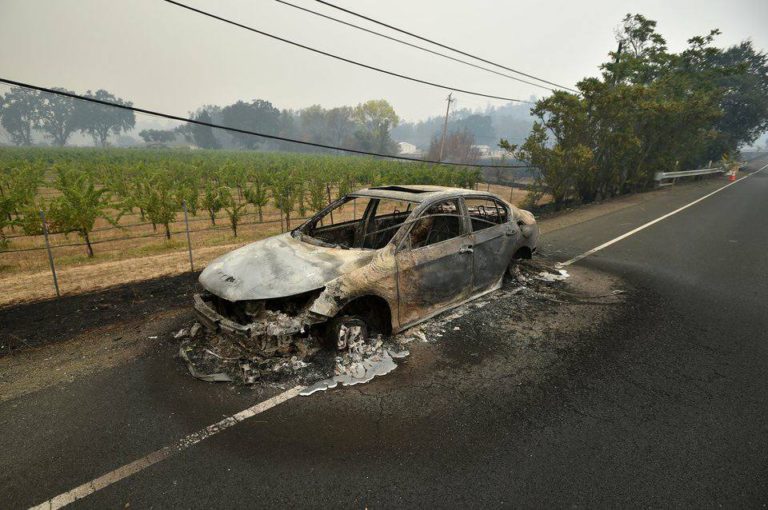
[29,385,305,510]
[560,163,768,267]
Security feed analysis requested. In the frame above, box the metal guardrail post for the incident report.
[40,209,60,298]
[182,200,194,272]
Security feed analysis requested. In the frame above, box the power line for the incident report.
[275,0,558,93]
[314,0,579,94]
[160,0,531,104]
[0,78,529,168]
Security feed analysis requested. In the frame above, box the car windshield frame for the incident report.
[294,193,420,250]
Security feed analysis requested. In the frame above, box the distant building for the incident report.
[397,141,423,157]
[472,144,507,160]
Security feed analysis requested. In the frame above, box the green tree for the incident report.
[0,193,16,248]
[38,88,84,147]
[244,175,270,222]
[352,99,400,154]
[48,167,117,257]
[221,100,280,149]
[187,110,221,149]
[201,182,225,225]
[504,13,763,206]
[0,87,40,146]
[80,90,136,147]
[307,177,328,216]
[144,176,178,240]
[139,129,176,144]
[272,174,296,230]
[221,189,247,237]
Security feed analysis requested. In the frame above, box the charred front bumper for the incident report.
[193,291,328,339]
[194,293,252,336]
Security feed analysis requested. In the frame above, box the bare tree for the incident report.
[427,129,481,164]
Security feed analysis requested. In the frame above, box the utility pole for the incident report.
[438,92,455,162]
[612,41,624,86]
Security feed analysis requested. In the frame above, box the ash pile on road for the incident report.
[177,323,412,390]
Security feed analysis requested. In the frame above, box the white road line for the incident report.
[30,385,305,510]
[560,164,768,267]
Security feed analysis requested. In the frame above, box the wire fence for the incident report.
[0,212,308,253]
[0,201,311,299]
[0,180,531,301]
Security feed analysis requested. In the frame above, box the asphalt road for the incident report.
[2,160,767,508]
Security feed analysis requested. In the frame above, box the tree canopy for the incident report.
[503,13,768,208]
[0,86,135,147]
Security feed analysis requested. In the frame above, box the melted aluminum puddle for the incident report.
[301,338,409,396]
[536,269,570,282]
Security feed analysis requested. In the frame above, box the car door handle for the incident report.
[459,246,474,254]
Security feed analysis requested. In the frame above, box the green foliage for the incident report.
[144,175,178,240]
[37,88,84,147]
[202,182,225,226]
[221,100,280,150]
[139,129,176,144]
[503,14,768,208]
[352,99,400,154]
[79,90,136,147]
[307,176,328,215]
[0,87,40,146]
[47,166,117,257]
[221,189,247,237]
[244,173,270,222]
[271,172,297,229]
[0,86,135,148]
[0,146,485,249]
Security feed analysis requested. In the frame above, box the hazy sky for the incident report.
[1,0,766,125]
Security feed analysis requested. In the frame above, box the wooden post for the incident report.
[182,200,194,272]
[40,209,60,298]
[326,184,334,224]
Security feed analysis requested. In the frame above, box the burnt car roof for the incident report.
[351,185,500,203]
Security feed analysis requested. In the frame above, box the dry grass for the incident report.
[0,183,543,306]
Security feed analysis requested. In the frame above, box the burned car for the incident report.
[194,185,539,349]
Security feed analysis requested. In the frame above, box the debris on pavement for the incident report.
[536,268,570,282]
[300,337,409,396]
[177,259,610,393]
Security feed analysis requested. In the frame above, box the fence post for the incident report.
[182,200,194,272]
[40,209,60,298]
[326,184,334,224]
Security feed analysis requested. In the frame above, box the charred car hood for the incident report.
[199,233,375,301]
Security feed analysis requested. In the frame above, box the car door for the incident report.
[395,198,473,327]
[464,197,517,292]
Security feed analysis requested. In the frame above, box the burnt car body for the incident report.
[194,185,539,346]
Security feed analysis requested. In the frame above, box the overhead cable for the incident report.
[314,0,579,93]
[275,0,557,93]
[0,77,529,169]
[161,0,532,104]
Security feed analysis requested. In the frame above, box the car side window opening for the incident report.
[361,199,414,249]
[465,198,509,232]
[405,199,464,250]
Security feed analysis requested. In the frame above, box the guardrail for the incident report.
[654,166,724,185]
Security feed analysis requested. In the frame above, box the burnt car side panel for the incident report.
[308,244,399,327]
[470,221,517,292]
[395,236,474,328]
